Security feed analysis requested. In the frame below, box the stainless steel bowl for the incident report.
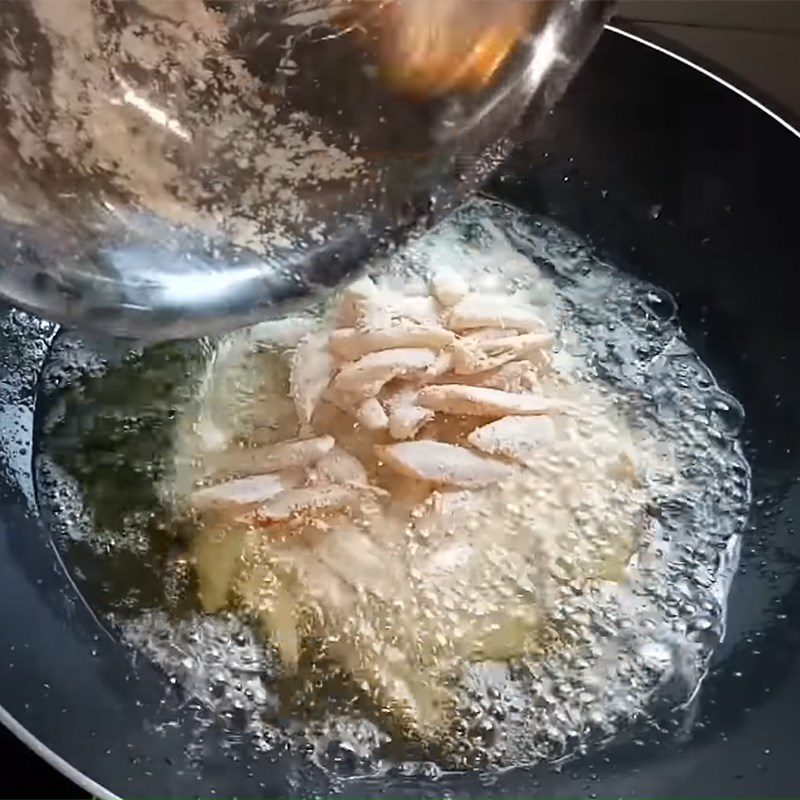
[0,0,611,339]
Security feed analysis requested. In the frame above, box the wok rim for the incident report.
[607,21,800,138]
[2,23,799,799]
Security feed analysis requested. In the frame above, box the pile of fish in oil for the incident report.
[35,199,750,777]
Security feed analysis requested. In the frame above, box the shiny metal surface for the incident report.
[0,0,611,340]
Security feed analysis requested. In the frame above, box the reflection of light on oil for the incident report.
[113,73,192,142]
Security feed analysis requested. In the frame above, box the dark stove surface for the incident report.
[0,726,84,799]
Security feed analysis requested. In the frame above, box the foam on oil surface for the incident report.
[33,199,750,779]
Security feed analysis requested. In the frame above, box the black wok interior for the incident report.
[0,27,799,798]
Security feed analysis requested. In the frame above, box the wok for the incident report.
[1,24,799,799]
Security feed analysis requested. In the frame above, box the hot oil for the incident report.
[34,337,210,616]
[32,199,750,778]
